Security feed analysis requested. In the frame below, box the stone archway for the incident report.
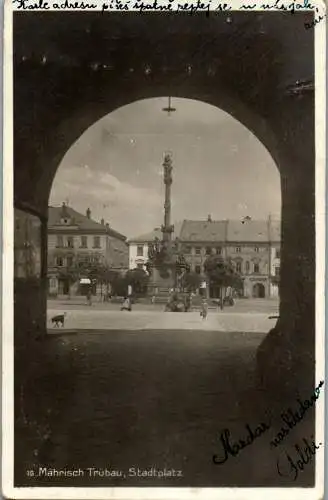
[13,11,315,394]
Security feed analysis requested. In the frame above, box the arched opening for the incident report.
[252,283,266,298]
[46,97,281,318]
[12,13,316,487]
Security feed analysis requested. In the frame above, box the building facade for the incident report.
[128,223,182,272]
[129,216,281,298]
[128,228,162,271]
[48,204,128,296]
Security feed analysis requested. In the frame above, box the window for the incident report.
[93,236,101,248]
[254,263,260,273]
[81,236,87,248]
[216,247,222,255]
[245,261,250,273]
[67,236,74,248]
[57,235,63,248]
[56,256,63,267]
[236,262,242,273]
[137,245,144,256]
[195,247,201,255]
[137,263,144,269]
[275,249,281,259]
[236,247,241,253]
[185,246,192,254]
[195,265,201,274]
[206,247,212,256]
[275,266,280,277]
[66,256,73,267]
[254,247,259,253]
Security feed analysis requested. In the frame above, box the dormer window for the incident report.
[60,217,71,225]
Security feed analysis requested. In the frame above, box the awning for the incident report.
[80,278,91,284]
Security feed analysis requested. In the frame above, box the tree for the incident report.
[204,255,243,309]
[181,271,202,292]
[125,268,149,296]
[110,273,128,297]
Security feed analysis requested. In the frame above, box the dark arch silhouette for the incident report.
[13,11,315,401]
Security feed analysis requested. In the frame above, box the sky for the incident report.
[49,97,281,239]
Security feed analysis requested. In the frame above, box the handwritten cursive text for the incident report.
[213,421,270,465]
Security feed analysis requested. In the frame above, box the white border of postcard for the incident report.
[2,0,326,498]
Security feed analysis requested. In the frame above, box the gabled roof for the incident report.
[268,219,281,242]
[129,228,162,243]
[227,220,269,242]
[129,221,183,244]
[128,218,281,244]
[48,206,126,241]
[179,220,227,242]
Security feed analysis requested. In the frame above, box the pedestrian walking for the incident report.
[121,296,131,311]
[87,288,92,306]
[200,298,208,320]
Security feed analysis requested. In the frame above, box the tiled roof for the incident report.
[129,228,162,243]
[227,220,269,242]
[268,219,281,242]
[180,218,281,242]
[48,206,126,241]
[129,219,281,244]
[129,221,183,243]
[179,219,227,242]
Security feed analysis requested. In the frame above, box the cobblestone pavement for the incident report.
[22,329,315,488]
[48,297,279,314]
[47,309,278,333]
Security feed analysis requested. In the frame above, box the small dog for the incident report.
[51,312,67,328]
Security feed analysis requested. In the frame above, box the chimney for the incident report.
[207,214,212,222]
[86,208,91,219]
[101,218,105,225]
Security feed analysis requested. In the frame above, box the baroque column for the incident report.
[161,152,174,243]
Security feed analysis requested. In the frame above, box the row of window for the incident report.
[56,235,101,249]
[55,255,102,267]
[193,263,280,275]
[136,245,280,258]
[193,262,262,275]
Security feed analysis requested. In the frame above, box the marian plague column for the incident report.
[161,152,174,242]
[147,151,189,297]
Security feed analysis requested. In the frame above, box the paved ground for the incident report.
[47,298,279,333]
[47,309,277,333]
[48,297,280,314]
[20,329,315,488]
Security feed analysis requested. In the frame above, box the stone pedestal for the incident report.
[147,267,175,297]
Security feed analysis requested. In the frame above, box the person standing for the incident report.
[121,296,131,311]
[86,288,92,306]
[200,298,208,320]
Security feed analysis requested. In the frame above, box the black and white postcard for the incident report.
[2,1,326,498]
